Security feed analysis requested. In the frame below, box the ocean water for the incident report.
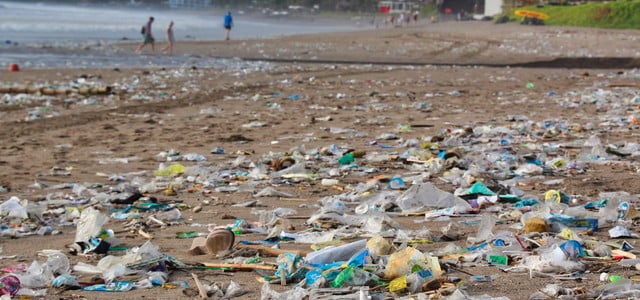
[0,1,365,69]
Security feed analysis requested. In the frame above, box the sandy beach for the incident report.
[2,19,640,299]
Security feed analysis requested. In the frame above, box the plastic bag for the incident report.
[83,281,134,292]
[222,280,245,299]
[155,208,181,222]
[260,282,309,300]
[305,239,366,265]
[153,163,186,176]
[52,275,79,289]
[74,207,108,243]
[366,235,392,258]
[389,275,407,292]
[396,182,471,212]
[0,197,28,219]
[385,247,424,279]
[332,266,378,288]
[468,181,495,195]
[103,264,125,283]
[16,261,52,289]
[407,270,434,293]
[467,214,496,245]
[255,187,294,198]
[44,251,70,276]
[275,253,307,282]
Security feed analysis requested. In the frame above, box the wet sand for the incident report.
[1,20,640,299]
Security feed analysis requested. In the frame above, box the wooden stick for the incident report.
[0,86,112,95]
[406,158,430,164]
[235,244,310,257]
[148,215,167,226]
[138,229,153,240]
[191,273,208,299]
[201,262,277,271]
[283,215,311,220]
[278,197,308,202]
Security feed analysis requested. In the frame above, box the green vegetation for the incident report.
[419,4,439,19]
[502,1,640,29]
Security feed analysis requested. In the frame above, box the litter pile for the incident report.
[1,64,640,300]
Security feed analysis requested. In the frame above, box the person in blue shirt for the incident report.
[223,11,233,40]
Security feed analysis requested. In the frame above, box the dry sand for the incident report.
[1,20,640,299]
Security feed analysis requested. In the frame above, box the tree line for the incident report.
[30,0,430,12]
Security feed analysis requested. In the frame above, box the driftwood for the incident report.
[190,273,208,299]
[201,262,277,271]
[0,86,112,95]
[235,244,310,257]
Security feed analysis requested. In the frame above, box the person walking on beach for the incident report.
[161,21,175,55]
[135,16,155,54]
[223,11,233,40]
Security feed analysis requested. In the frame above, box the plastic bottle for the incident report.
[600,273,623,283]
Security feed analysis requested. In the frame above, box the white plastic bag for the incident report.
[74,207,107,243]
